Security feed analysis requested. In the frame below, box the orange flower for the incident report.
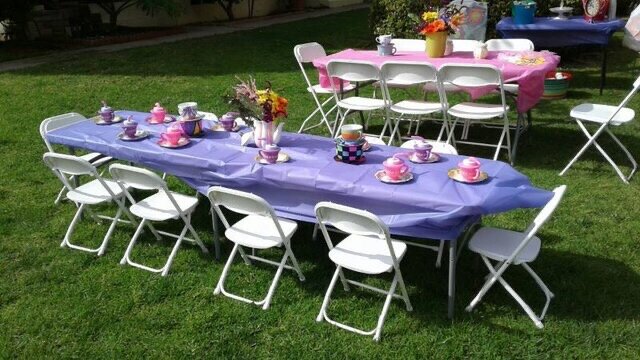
[433,19,446,32]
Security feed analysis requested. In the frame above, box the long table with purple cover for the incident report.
[46,110,553,318]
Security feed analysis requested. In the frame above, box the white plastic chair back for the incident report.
[392,39,425,52]
[294,42,327,63]
[207,186,273,217]
[400,140,458,155]
[511,185,566,263]
[327,60,380,83]
[43,152,96,176]
[604,74,640,124]
[315,202,389,239]
[364,136,386,145]
[451,39,481,52]
[485,38,534,51]
[380,61,438,86]
[109,163,166,191]
[439,64,502,88]
[40,113,88,152]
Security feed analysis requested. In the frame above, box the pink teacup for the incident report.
[259,144,280,164]
[382,156,409,180]
[160,129,182,146]
[458,157,481,181]
[151,102,166,123]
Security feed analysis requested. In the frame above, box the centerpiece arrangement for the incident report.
[227,76,288,148]
[415,5,465,58]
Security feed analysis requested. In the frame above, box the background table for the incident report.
[497,17,626,94]
[46,110,553,317]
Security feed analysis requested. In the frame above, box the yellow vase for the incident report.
[425,31,448,58]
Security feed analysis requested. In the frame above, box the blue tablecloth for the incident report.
[497,17,625,48]
[46,111,553,241]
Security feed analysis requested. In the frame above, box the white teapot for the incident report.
[473,43,488,60]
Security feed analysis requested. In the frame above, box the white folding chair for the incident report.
[314,202,412,342]
[439,64,512,162]
[109,164,209,276]
[208,186,305,310]
[43,152,135,256]
[465,185,567,328]
[40,113,112,205]
[559,75,640,184]
[294,42,356,136]
[485,38,534,52]
[364,136,386,146]
[380,62,447,145]
[327,60,392,141]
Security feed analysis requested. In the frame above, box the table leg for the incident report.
[448,238,457,319]
[600,45,607,95]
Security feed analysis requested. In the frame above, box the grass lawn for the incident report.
[1,9,640,358]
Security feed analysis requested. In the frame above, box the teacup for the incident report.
[341,124,363,141]
[151,102,166,123]
[259,144,280,164]
[98,102,114,123]
[220,114,237,131]
[458,157,481,181]
[122,117,138,138]
[377,44,397,56]
[413,141,433,161]
[178,102,198,119]
[161,127,183,146]
[376,34,393,45]
[383,156,409,180]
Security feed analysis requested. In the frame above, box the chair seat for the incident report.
[468,227,541,265]
[66,179,124,205]
[391,100,443,115]
[448,102,508,120]
[329,234,407,275]
[130,191,198,221]
[225,214,297,249]
[308,83,356,94]
[337,97,387,111]
[570,103,635,126]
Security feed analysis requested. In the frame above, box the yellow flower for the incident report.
[422,11,438,23]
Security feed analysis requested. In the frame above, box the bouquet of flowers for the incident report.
[416,5,465,35]
[227,76,288,126]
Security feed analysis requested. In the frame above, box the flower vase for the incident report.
[425,31,448,58]
[253,120,283,148]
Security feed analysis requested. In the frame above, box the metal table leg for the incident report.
[448,237,457,319]
[600,45,607,95]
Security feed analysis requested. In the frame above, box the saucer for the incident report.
[210,123,242,132]
[146,115,176,124]
[375,170,413,184]
[157,136,190,148]
[117,130,149,141]
[92,115,124,125]
[255,152,290,165]
[448,168,488,183]
[408,152,440,164]
[334,155,366,164]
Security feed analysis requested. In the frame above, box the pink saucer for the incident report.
[157,136,190,148]
[146,115,176,124]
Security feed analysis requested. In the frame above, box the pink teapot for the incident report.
[458,157,481,181]
[383,155,409,180]
[150,102,166,122]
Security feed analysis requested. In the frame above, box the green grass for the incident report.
[1,9,640,358]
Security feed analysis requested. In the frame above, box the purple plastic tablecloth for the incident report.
[45,110,553,241]
[497,17,625,48]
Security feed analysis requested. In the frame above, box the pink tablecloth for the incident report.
[312,49,560,113]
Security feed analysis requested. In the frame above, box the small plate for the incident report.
[157,136,190,148]
[255,152,290,164]
[375,170,414,184]
[117,130,149,141]
[210,123,242,132]
[146,115,176,124]
[408,152,440,164]
[334,155,366,164]
[448,168,489,183]
[92,115,125,125]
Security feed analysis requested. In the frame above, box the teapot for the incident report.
[151,102,166,122]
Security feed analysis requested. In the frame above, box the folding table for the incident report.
[45,110,553,318]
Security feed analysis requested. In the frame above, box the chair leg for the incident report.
[316,266,341,322]
[214,243,239,296]
[373,274,399,342]
[120,218,146,265]
[465,256,503,312]
[260,252,289,310]
[184,214,209,254]
[559,121,606,177]
[159,223,189,276]
[607,128,638,182]
[96,207,122,256]
[522,263,554,321]
[61,203,85,248]
[387,112,404,146]
[495,270,545,329]
[283,245,305,282]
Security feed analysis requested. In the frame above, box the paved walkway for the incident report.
[0,4,368,73]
